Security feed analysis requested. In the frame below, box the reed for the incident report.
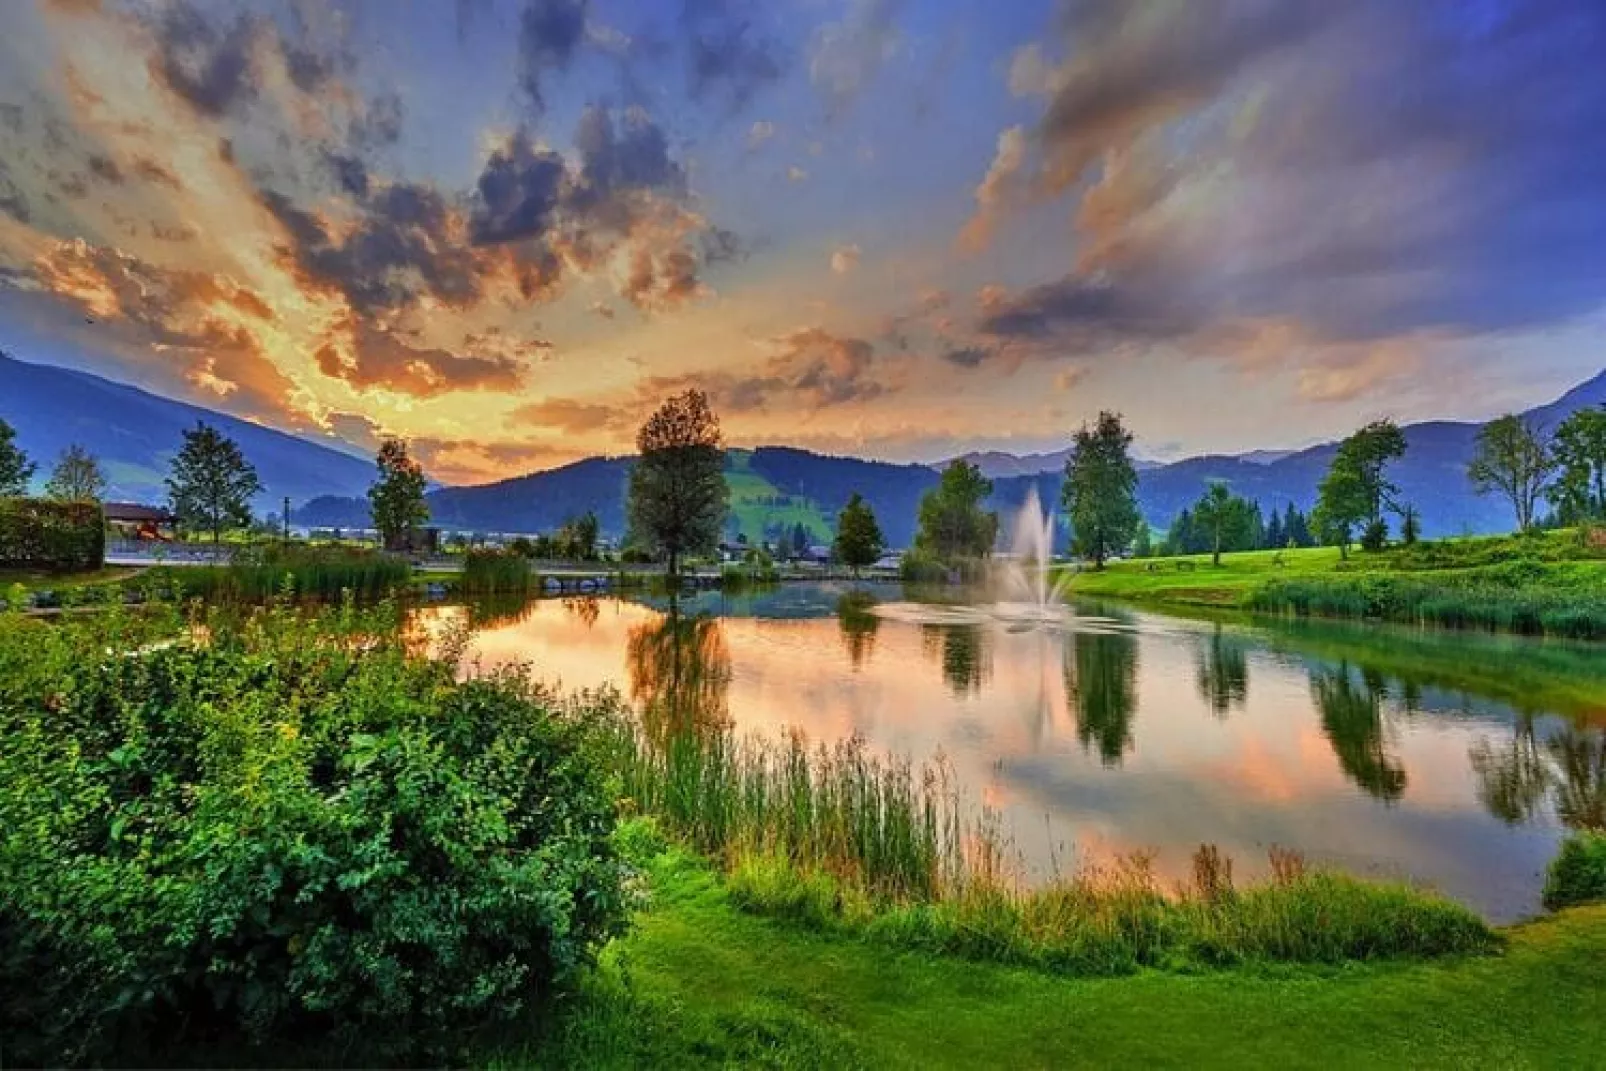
[460,548,536,595]
[146,545,412,601]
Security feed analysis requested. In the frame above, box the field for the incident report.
[512,846,1606,1069]
[725,449,835,546]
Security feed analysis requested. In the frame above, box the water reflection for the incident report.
[921,623,991,696]
[1063,629,1138,767]
[1310,662,1408,802]
[626,609,732,743]
[1472,722,1606,832]
[1195,625,1249,718]
[836,591,880,670]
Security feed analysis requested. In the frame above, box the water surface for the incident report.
[423,583,1605,921]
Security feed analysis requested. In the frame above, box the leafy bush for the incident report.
[0,497,105,570]
[0,602,628,1064]
[1543,832,1606,910]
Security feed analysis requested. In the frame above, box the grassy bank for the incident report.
[511,846,1606,1069]
[1065,533,1606,638]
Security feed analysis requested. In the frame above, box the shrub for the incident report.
[0,497,105,570]
[162,543,412,601]
[1543,832,1606,910]
[0,602,628,1064]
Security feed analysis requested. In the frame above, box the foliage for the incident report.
[1551,406,1606,523]
[628,390,729,578]
[367,438,430,551]
[0,602,628,1064]
[913,460,997,564]
[1062,410,1141,568]
[460,548,535,595]
[1315,420,1407,554]
[0,498,105,570]
[1191,481,1255,566]
[1543,832,1606,910]
[833,492,885,573]
[0,416,35,495]
[1469,413,1555,531]
[43,443,106,502]
[1400,503,1421,545]
[166,421,262,544]
[153,544,412,601]
[1360,517,1389,553]
[1132,523,1153,558]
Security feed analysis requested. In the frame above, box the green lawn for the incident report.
[509,850,1606,1069]
[0,565,142,592]
[725,450,834,546]
[1064,545,1349,605]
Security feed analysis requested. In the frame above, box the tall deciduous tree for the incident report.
[1469,414,1555,532]
[1061,410,1141,569]
[914,459,997,562]
[166,422,262,544]
[1551,406,1606,522]
[0,417,35,495]
[1192,481,1252,566]
[44,444,107,502]
[628,389,729,579]
[1314,420,1407,557]
[369,438,430,551]
[833,492,885,575]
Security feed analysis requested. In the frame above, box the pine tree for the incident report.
[833,493,885,575]
[1061,411,1141,568]
[166,422,262,544]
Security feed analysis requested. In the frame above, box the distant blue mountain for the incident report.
[0,352,373,509]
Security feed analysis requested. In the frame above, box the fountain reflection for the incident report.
[626,608,732,744]
[1064,628,1139,766]
[1310,662,1408,802]
[1195,625,1249,718]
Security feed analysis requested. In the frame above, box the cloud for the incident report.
[470,128,569,246]
[830,243,860,275]
[746,119,775,150]
[787,166,807,183]
[648,326,884,413]
[147,1,264,119]
[1054,365,1089,392]
[316,321,526,398]
[809,0,903,118]
[509,397,631,434]
[940,345,990,368]
[682,0,784,112]
[517,0,589,116]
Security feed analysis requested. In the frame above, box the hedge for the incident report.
[0,498,105,570]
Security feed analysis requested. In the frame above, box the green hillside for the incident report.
[723,449,834,546]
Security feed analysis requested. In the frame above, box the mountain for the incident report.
[957,448,1162,478]
[0,352,374,509]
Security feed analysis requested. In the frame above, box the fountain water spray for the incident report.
[992,486,1073,622]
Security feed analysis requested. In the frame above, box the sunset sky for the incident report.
[2,0,1604,483]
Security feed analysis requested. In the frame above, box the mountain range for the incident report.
[3,351,1604,544]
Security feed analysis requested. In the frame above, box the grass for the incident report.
[459,548,536,595]
[610,724,1493,974]
[0,564,142,591]
[153,545,412,601]
[725,449,833,547]
[500,846,1606,1069]
[1065,533,1606,638]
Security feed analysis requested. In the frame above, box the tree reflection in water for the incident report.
[1310,662,1408,802]
[921,623,990,696]
[563,595,601,629]
[1472,721,1605,832]
[626,607,733,744]
[836,591,881,670]
[1195,625,1249,718]
[1063,629,1139,767]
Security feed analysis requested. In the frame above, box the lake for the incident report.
[420,582,1605,922]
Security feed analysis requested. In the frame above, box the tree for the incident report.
[1264,507,1284,552]
[628,389,729,579]
[791,521,811,560]
[574,510,600,560]
[1551,406,1606,522]
[43,444,108,502]
[369,438,430,551]
[833,492,885,575]
[1061,410,1141,569]
[1399,503,1421,545]
[913,460,997,562]
[0,417,34,495]
[1192,481,1252,566]
[1469,414,1555,531]
[1283,503,1313,548]
[1315,420,1407,557]
[166,421,261,544]
[1131,523,1153,559]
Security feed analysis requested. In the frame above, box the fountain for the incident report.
[992,485,1072,621]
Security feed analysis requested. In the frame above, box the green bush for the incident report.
[0,497,105,570]
[1543,832,1606,910]
[461,548,535,595]
[0,602,628,1064]
[159,543,412,601]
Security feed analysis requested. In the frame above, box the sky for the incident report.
[1,0,1604,484]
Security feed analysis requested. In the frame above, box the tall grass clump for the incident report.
[0,598,629,1065]
[145,544,412,601]
[1543,832,1606,909]
[1250,564,1606,639]
[460,547,535,595]
[613,723,1495,973]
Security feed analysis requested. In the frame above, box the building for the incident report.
[103,502,177,541]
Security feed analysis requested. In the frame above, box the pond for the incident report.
[420,582,1605,922]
